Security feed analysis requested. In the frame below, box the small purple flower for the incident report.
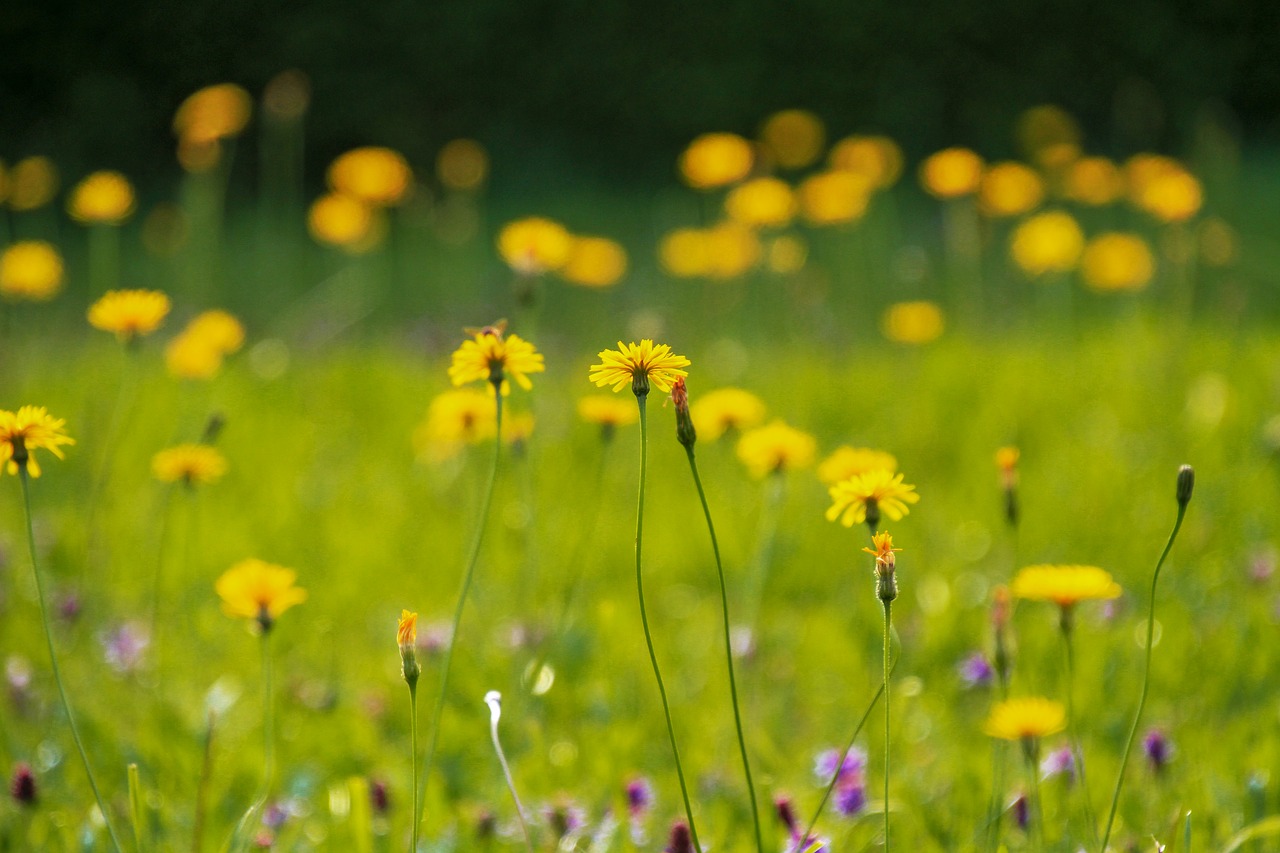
[1143,728,1173,774]
[813,746,867,784]
[624,776,654,816]
[1040,746,1075,783]
[1249,546,1276,584]
[6,656,32,707]
[665,821,693,853]
[10,763,36,805]
[775,795,800,836]
[99,621,150,674]
[785,834,830,853]
[834,780,866,817]
[543,800,586,839]
[957,652,994,688]
[369,777,389,814]
[1010,792,1029,831]
[57,590,82,622]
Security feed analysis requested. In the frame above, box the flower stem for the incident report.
[881,598,892,853]
[635,396,701,853]
[1060,620,1099,847]
[408,683,419,853]
[223,630,275,853]
[682,446,763,853]
[1101,502,1187,852]
[19,470,124,852]
[418,387,504,836]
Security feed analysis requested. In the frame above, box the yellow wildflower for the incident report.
[577,396,639,429]
[67,171,136,224]
[7,157,59,211]
[735,420,816,478]
[679,133,754,189]
[759,109,825,170]
[828,135,903,189]
[589,340,690,396]
[173,84,252,144]
[1065,157,1123,206]
[327,147,413,207]
[0,241,63,301]
[448,324,544,391]
[690,388,766,441]
[1011,565,1121,608]
[725,177,797,228]
[1010,211,1084,277]
[497,217,573,275]
[152,444,227,486]
[826,469,919,527]
[920,148,984,199]
[413,389,497,463]
[799,170,873,226]
[88,289,171,342]
[0,406,74,478]
[308,193,379,250]
[818,447,898,486]
[215,558,306,630]
[978,163,1044,218]
[983,697,1067,741]
[881,301,945,345]
[1081,233,1155,292]
[561,236,627,288]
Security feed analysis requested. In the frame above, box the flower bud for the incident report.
[397,610,419,688]
[665,820,693,853]
[10,763,35,805]
[671,378,696,448]
[1176,464,1194,507]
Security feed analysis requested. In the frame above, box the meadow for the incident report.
[1,87,1279,853]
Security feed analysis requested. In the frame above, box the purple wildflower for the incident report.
[665,821,693,853]
[625,775,654,816]
[1143,728,1173,774]
[10,763,36,805]
[1039,746,1075,783]
[1011,792,1029,831]
[834,780,866,817]
[813,746,867,783]
[369,777,389,814]
[957,652,995,688]
[99,621,150,674]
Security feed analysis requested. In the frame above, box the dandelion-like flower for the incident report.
[397,610,420,686]
[690,387,766,441]
[152,444,227,486]
[166,309,246,380]
[215,558,306,632]
[327,147,413,207]
[577,395,639,433]
[448,323,544,392]
[826,468,919,528]
[589,340,690,397]
[412,389,497,463]
[864,530,902,602]
[497,217,573,276]
[67,171,136,225]
[0,241,64,302]
[88,289,171,342]
[818,446,898,486]
[983,697,1067,741]
[735,419,816,478]
[0,406,75,478]
[1011,565,1121,608]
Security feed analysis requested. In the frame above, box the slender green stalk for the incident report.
[418,387,504,836]
[19,471,125,852]
[1101,501,1188,852]
[148,484,179,676]
[635,396,701,852]
[193,712,216,853]
[682,446,763,853]
[128,763,146,853]
[742,474,785,629]
[222,631,274,853]
[484,692,534,852]
[1027,740,1046,852]
[408,683,420,853]
[1060,619,1099,847]
[881,599,892,853]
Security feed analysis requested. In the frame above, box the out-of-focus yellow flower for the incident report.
[561,236,627,288]
[759,109,825,170]
[1010,211,1084,277]
[185,310,246,354]
[995,446,1020,475]
[881,300,945,344]
[978,163,1043,218]
[679,133,754,189]
[920,148,984,199]
[328,147,413,207]
[800,170,873,225]
[7,157,59,211]
[0,406,74,478]
[497,217,573,275]
[704,222,761,279]
[166,309,246,380]
[1011,564,1121,607]
[767,235,807,274]
[1065,157,1124,206]
[173,84,253,144]
[177,137,222,174]
[88,289,171,342]
[0,241,64,301]
[216,558,306,630]
[437,139,489,191]
[449,325,544,391]
[691,388,767,441]
[735,419,816,478]
[1137,168,1202,223]
[502,411,536,445]
[589,340,690,395]
[1016,105,1081,164]
[262,70,310,122]
[983,697,1067,741]
[725,177,797,228]
[152,444,227,486]
[307,193,381,252]
[818,447,898,486]
[1198,217,1237,267]
[396,610,418,651]
[1124,154,1180,200]
[1036,142,1080,173]
[67,171,136,225]
[577,395,639,430]
[1080,233,1155,292]
[413,389,497,463]
[658,228,709,278]
[826,468,919,527]
[829,136,903,189]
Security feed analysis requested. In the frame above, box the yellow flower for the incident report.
[448,324,544,391]
[818,446,898,486]
[152,444,227,486]
[173,84,253,144]
[920,148,984,199]
[589,340,690,395]
[307,193,380,251]
[1011,565,1121,608]
[413,389,497,463]
[397,610,418,649]
[690,388,766,441]
[502,411,536,446]
[735,419,816,478]
[978,162,1044,218]
[799,170,873,226]
[577,395,640,428]
[328,147,413,207]
[215,558,306,628]
[995,446,1020,472]
[0,406,75,478]
[177,136,223,174]
[828,135,903,189]
[7,157,59,211]
[497,217,573,275]
[561,236,627,288]
[67,171,136,225]
[262,69,310,121]
[1081,233,1155,292]
[1065,157,1123,206]
[881,301,945,345]
[983,697,1067,741]
[1124,154,1181,204]
[185,310,246,354]
[826,469,919,527]
[703,222,761,278]
[658,228,710,277]
[767,235,808,274]
[1137,168,1202,223]
[88,289,171,341]
[680,133,755,189]
[165,309,246,379]
[725,177,797,228]
[862,530,902,565]
[1010,211,1084,277]
[759,109,825,170]
[437,139,489,191]
[0,241,64,301]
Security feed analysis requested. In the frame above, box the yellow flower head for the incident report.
[173,84,253,144]
[577,395,640,428]
[88,289,171,342]
[448,323,545,392]
[799,170,873,226]
[759,109,825,170]
[735,419,816,478]
[413,389,498,463]
[397,609,418,651]
[497,217,573,276]
[589,340,690,396]
[983,697,1067,741]
[328,147,413,207]
[308,193,381,251]
[725,177,798,229]
[679,133,755,189]
[920,148,984,199]
[437,138,489,191]
[978,162,1044,218]
[7,157,59,211]
[690,387,767,441]
[152,444,227,486]
[703,222,762,279]
[1138,169,1202,223]
[185,310,246,354]
[1082,232,1155,292]
[826,468,919,527]
[995,446,1020,472]
[828,135,903,189]
[502,411,536,446]
[1066,157,1123,206]
[881,301,945,345]
[0,406,75,478]
[561,236,627,288]
[68,171,136,225]
[216,558,306,630]
[1010,211,1084,277]
[767,235,808,274]
[862,530,902,563]
[818,446,898,486]
[0,241,64,302]
[1011,565,1121,608]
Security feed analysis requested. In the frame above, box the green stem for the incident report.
[682,446,763,853]
[1028,741,1046,852]
[221,631,274,853]
[19,471,125,852]
[193,712,215,853]
[149,485,179,678]
[882,599,892,853]
[1101,502,1187,852]
[418,386,503,836]
[635,395,701,852]
[1061,619,1099,848]
[409,684,419,853]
